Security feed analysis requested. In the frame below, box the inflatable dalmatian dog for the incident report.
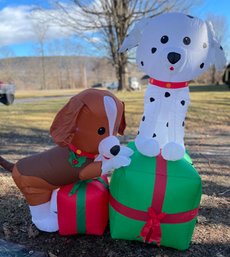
[120,12,226,161]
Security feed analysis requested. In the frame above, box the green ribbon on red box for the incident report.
[69,177,109,234]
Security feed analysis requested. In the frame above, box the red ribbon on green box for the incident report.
[69,177,109,234]
[110,154,199,246]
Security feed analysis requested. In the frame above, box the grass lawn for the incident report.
[15,89,81,99]
[1,88,229,137]
[0,88,229,257]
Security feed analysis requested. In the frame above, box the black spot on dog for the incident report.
[137,131,140,135]
[152,133,156,138]
[141,61,144,66]
[142,116,145,121]
[182,121,185,127]
[161,35,168,44]
[150,97,155,102]
[200,63,204,69]
[165,92,170,97]
[203,43,207,48]
[187,15,194,19]
[166,122,169,127]
[220,45,223,50]
[151,47,157,54]
[181,100,185,106]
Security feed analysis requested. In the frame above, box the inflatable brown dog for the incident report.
[0,89,132,232]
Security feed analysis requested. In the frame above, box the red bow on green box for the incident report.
[140,208,166,245]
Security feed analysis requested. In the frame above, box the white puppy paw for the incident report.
[101,155,131,174]
[162,142,185,161]
[119,146,134,157]
[135,135,160,157]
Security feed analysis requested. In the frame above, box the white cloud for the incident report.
[87,36,101,43]
[0,5,77,47]
[0,6,34,46]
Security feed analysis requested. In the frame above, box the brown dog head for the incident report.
[50,89,126,154]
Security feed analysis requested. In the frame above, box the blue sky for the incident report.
[0,0,229,61]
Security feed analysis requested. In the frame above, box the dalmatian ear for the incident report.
[206,21,227,70]
[119,17,150,53]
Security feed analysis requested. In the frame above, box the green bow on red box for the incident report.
[68,177,109,234]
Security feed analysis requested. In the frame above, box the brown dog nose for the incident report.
[167,52,181,64]
[110,145,120,156]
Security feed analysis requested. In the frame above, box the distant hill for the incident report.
[0,56,143,90]
[0,56,225,90]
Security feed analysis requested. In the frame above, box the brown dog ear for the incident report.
[118,102,126,135]
[50,97,84,147]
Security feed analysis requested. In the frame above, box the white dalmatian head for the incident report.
[120,12,226,82]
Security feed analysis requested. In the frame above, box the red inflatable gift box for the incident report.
[57,176,109,236]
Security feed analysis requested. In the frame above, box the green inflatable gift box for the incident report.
[109,142,202,250]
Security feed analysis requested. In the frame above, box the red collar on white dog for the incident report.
[149,78,188,89]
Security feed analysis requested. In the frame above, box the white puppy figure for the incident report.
[95,96,133,173]
[120,12,226,161]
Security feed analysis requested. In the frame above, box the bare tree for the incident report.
[46,38,85,88]
[79,63,88,88]
[31,16,50,90]
[0,46,15,82]
[207,15,229,84]
[40,0,203,90]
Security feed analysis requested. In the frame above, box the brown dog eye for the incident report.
[98,127,106,135]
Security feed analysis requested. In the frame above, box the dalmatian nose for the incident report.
[167,52,181,64]
[110,145,120,156]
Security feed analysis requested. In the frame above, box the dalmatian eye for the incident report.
[98,127,106,135]
[183,37,191,45]
[160,35,169,44]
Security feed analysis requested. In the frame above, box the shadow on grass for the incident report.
[202,180,230,198]
[191,154,230,173]
[0,128,54,156]
[198,170,230,177]
[189,84,230,92]
[198,205,230,227]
